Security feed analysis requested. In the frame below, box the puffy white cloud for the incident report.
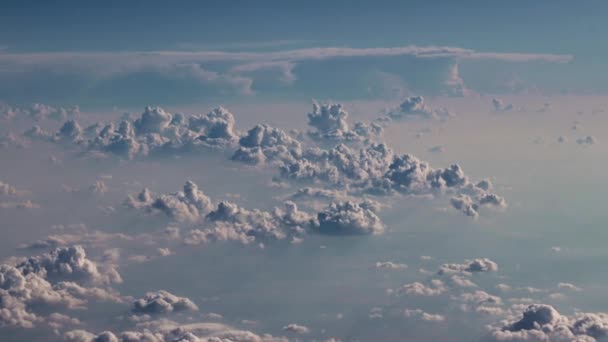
[0,251,124,329]
[187,106,239,147]
[65,319,288,342]
[16,245,122,285]
[132,290,198,315]
[387,96,453,120]
[133,107,173,135]
[38,106,241,159]
[490,304,608,341]
[403,308,445,322]
[393,280,447,296]
[438,258,499,275]
[126,181,213,222]
[306,102,383,142]
[232,124,302,166]
[314,201,384,235]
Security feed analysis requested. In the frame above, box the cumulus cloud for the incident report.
[16,245,122,285]
[35,106,241,159]
[64,319,288,342]
[490,304,608,341]
[0,246,125,330]
[313,201,384,235]
[403,308,445,322]
[438,258,499,275]
[392,280,447,296]
[125,180,213,222]
[387,96,453,120]
[132,290,198,315]
[307,102,383,142]
[232,123,302,166]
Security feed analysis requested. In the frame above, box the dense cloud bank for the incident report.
[27,100,505,218]
[29,106,240,158]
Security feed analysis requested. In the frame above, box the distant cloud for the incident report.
[489,304,608,341]
[576,135,596,145]
[132,290,198,315]
[387,96,454,120]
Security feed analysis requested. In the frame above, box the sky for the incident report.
[1,2,608,342]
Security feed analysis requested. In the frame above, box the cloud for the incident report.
[375,261,408,270]
[0,247,125,330]
[491,98,522,113]
[0,181,25,196]
[125,180,213,222]
[392,280,447,296]
[576,136,596,145]
[132,290,198,315]
[0,44,574,104]
[64,319,288,342]
[0,102,80,122]
[313,201,384,235]
[438,258,499,275]
[490,304,608,341]
[232,124,302,166]
[387,96,454,120]
[403,309,445,322]
[282,323,310,334]
[16,245,122,285]
[306,102,383,142]
[36,106,241,159]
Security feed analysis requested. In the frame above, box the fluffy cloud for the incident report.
[36,106,241,159]
[232,124,302,166]
[16,245,122,285]
[126,181,213,222]
[307,102,383,142]
[0,246,125,330]
[387,96,453,120]
[132,290,198,315]
[64,320,288,342]
[403,308,445,322]
[313,201,384,235]
[438,258,499,275]
[490,304,608,341]
[393,280,447,296]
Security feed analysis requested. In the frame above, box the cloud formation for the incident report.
[132,290,198,315]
